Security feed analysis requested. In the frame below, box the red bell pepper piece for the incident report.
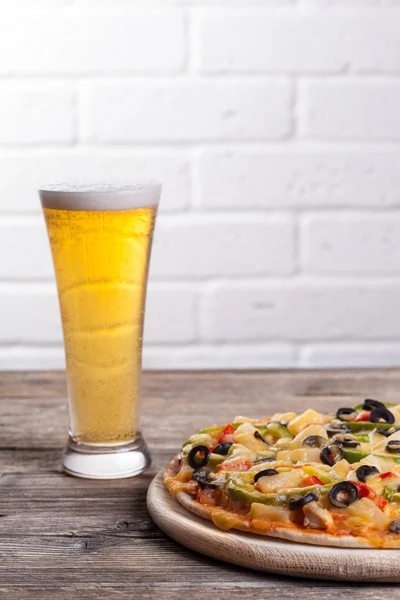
[303,475,323,487]
[354,410,370,422]
[218,424,235,444]
[353,481,370,499]
[217,458,252,472]
[380,472,395,479]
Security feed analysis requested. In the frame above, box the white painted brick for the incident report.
[143,344,296,369]
[0,286,62,344]
[79,0,294,4]
[197,149,400,209]
[0,219,53,280]
[301,213,400,275]
[0,0,72,5]
[144,285,198,344]
[0,347,66,371]
[0,152,190,214]
[83,81,292,143]
[197,12,400,74]
[304,0,400,6]
[0,83,76,145]
[0,10,185,75]
[151,215,295,278]
[299,81,400,141]
[300,344,400,368]
[203,282,400,342]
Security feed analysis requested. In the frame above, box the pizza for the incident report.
[164,399,400,548]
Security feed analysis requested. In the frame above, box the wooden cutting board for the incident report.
[147,470,400,582]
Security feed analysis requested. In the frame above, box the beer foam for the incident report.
[39,182,161,211]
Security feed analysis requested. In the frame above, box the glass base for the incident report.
[62,433,151,479]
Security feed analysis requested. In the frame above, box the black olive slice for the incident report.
[375,428,392,437]
[254,430,270,446]
[375,426,400,437]
[332,435,360,448]
[192,467,221,490]
[386,440,400,454]
[188,445,210,470]
[254,468,279,483]
[288,492,318,511]
[320,444,344,466]
[356,465,379,482]
[370,407,395,424]
[336,407,357,422]
[254,457,276,464]
[389,520,400,534]
[328,481,359,508]
[362,398,385,411]
[302,435,327,449]
[213,442,233,456]
[326,423,352,437]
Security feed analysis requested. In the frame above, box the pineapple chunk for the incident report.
[233,415,256,424]
[288,424,328,450]
[344,498,389,530]
[333,459,351,478]
[291,447,322,463]
[234,422,269,453]
[271,412,296,423]
[255,469,303,493]
[250,502,291,524]
[276,450,290,461]
[229,443,257,460]
[287,409,324,437]
[176,462,195,482]
[276,447,322,463]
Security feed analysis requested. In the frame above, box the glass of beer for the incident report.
[39,183,160,479]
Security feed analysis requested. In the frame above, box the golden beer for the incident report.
[40,184,160,478]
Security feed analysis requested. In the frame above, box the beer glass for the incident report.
[39,183,160,479]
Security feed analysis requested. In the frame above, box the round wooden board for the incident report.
[147,470,400,582]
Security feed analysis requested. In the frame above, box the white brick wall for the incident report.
[1,1,400,370]
[82,80,292,143]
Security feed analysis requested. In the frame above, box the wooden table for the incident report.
[2,369,400,599]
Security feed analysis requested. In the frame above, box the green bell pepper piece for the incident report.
[227,480,328,506]
[301,464,338,484]
[207,453,226,469]
[199,425,225,436]
[347,422,395,433]
[354,401,394,411]
[257,422,293,440]
[342,448,369,464]
[354,433,370,443]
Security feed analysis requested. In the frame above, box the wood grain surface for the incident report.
[2,369,400,598]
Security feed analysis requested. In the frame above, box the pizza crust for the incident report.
[164,457,400,549]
